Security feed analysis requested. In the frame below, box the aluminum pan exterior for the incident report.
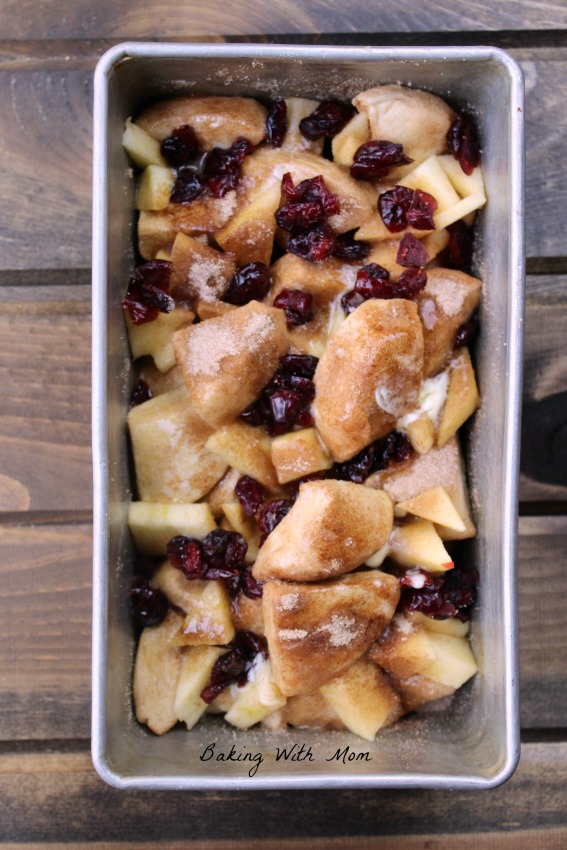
[92,43,524,790]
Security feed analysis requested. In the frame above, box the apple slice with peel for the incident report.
[320,658,402,741]
[171,580,235,647]
[215,181,282,266]
[123,118,168,168]
[437,347,480,448]
[224,658,286,729]
[389,519,454,573]
[271,427,334,484]
[126,306,195,373]
[128,501,216,555]
[206,421,278,492]
[133,609,184,735]
[395,486,467,534]
[174,645,228,730]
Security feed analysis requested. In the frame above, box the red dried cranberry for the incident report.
[340,289,366,315]
[123,260,174,325]
[297,176,341,217]
[202,137,254,197]
[239,564,264,599]
[171,167,204,203]
[235,475,265,516]
[288,223,336,262]
[455,316,479,349]
[333,229,371,261]
[129,379,153,408]
[389,431,412,463]
[406,189,437,230]
[273,288,314,326]
[224,262,271,305]
[447,114,481,176]
[202,529,248,571]
[331,445,376,484]
[350,140,413,180]
[265,99,287,147]
[276,200,326,232]
[446,220,473,271]
[396,266,428,298]
[299,100,356,140]
[237,629,268,659]
[400,567,478,619]
[266,387,303,428]
[130,575,168,627]
[396,233,429,267]
[378,187,437,234]
[354,263,396,299]
[371,431,412,472]
[167,536,206,580]
[257,499,293,536]
[276,174,340,232]
[160,125,199,168]
[200,630,268,703]
[240,402,271,427]
[279,353,318,379]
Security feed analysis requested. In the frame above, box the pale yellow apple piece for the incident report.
[365,542,391,568]
[331,112,370,166]
[215,181,281,266]
[126,306,195,372]
[169,231,236,303]
[127,384,227,503]
[136,96,267,147]
[137,359,184,396]
[421,228,451,260]
[404,415,436,455]
[320,658,402,741]
[395,486,467,534]
[206,421,278,492]
[123,118,168,168]
[389,519,454,573]
[262,570,400,695]
[419,633,478,690]
[155,249,172,261]
[133,609,184,735]
[221,501,261,563]
[437,347,480,448]
[408,610,469,638]
[271,428,333,484]
[136,165,175,211]
[202,467,241,519]
[128,501,217,555]
[434,193,486,231]
[355,211,432,243]
[282,98,324,153]
[313,298,424,462]
[138,210,177,260]
[173,301,288,428]
[283,689,346,730]
[171,581,235,647]
[254,480,393,582]
[206,687,235,715]
[225,658,287,729]
[174,645,228,730]
[152,562,207,614]
[400,156,460,213]
[230,594,265,636]
[437,154,486,199]
[389,672,455,713]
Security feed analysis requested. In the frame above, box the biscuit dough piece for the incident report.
[263,570,400,695]
[416,268,482,377]
[169,232,236,303]
[313,298,424,462]
[353,84,455,177]
[173,301,288,427]
[253,480,393,582]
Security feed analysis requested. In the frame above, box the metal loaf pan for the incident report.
[92,43,524,790]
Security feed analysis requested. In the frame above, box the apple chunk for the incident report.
[123,118,168,168]
[126,306,195,372]
[224,658,286,729]
[133,609,184,735]
[136,165,175,211]
[174,645,228,730]
[171,580,235,647]
[206,421,278,492]
[395,486,467,534]
[271,428,333,484]
[128,501,216,555]
[389,519,454,574]
[437,347,480,448]
[215,181,281,266]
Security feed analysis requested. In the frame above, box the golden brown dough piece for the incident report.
[313,298,424,462]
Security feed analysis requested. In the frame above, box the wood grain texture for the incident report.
[0,517,564,740]
[0,50,566,267]
[0,744,566,842]
[1,1,567,39]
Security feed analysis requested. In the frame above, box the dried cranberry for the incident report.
[447,114,481,176]
[455,316,479,349]
[296,176,341,217]
[240,402,271,427]
[199,630,268,703]
[224,262,271,305]
[266,387,303,428]
[129,379,153,408]
[446,220,473,271]
[299,100,356,140]
[235,475,265,516]
[276,200,325,232]
[202,137,254,197]
[396,233,429,268]
[257,499,293,536]
[350,140,413,180]
[400,567,478,619]
[160,125,199,168]
[371,431,412,472]
[279,353,318,379]
[170,167,204,203]
[332,445,377,484]
[288,223,336,262]
[273,288,314,326]
[167,536,206,580]
[265,99,287,147]
[237,629,268,659]
[130,575,168,627]
[406,189,437,230]
[378,187,437,234]
[354,263,396,299]
[340,289,366,315]
[333,229,371,261]
[276,174,340,232]
[239,564,264,599]
[123,260,174,325]
[202,529,248,571]
[396,266,428,298]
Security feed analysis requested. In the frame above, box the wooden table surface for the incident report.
[1,1,566,846]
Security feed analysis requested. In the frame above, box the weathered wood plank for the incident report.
[0,517,564,740]
[0,49,566,268]
[1,1,566,39]
[0,744,566,842]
